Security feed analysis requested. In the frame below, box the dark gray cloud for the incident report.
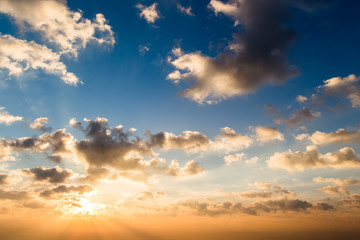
[0,129,74,163]
[23,166,73,183]
[168,0,334,103]
[0,173,9,185]
[274,107,321,127]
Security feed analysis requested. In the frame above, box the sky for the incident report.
[0,0,360,239]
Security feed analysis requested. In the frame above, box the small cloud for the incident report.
[136,3,160,24]
[296,95,308,103]
[177,4,194,16]
[29,117,52,132]
[0,106,23,125]
[254,126,285,143]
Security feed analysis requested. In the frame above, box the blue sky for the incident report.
[0,0,360,236]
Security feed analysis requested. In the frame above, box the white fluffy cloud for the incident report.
[268,145,360,172]
[0,0,115,56]
[0,106,22,125]
[212,127,253,153]
[321,74,360,108]
[309,128,360,146]
[29,117,52,132]
[136,3,160,23]
[0,33,79,85]
[254,126,284,143]
[0,0,114,85]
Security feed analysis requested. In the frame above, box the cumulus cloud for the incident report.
[0,0,115,56]
[268,145,360,172]
[0,106,23,125]
[167,159,205,177]
[0,34,79,85]
[136,3,160,23]
[338,194,360,209]
[149,130,211,153]
[177,4,194,16]
[314,177,360,186]
[29,117,52,132]
[254,126,284,143]
[82,166,111,183]
[319,185,349,195]
[320,74,360,108]
[304,128,360,146]
[0,128,74,163]
[224,153,245,166]
[224,153,258,165]
[168,0,332,103]
[212,127,252,153]
[23,166,73,183]
[40,184,94,199]
[274,107,321,127]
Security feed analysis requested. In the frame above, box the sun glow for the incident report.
[62,198,108,217]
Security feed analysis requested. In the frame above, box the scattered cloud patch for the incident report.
[136,3,160,23]
[268,145,360,172]
[0,106,22,125]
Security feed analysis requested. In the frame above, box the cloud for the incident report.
[167,159,205,177]
[0,34,79,85]
[224,153,258,165]
[82,166,111,183]
[0,189,31,200]
[296,95,308,103]
[23,166,73,183]
[254,126,284,143]
[224,153,245,166]
[268,145,360,172]
[0,0,115,56]
[149,130,211,153]
[138,44,150,55]
[306,128,360,146]
[0,173,9,185]
[40,184,94,199]
[0,128,74,163]
[178,199,257,216]
[177,4,194,16]
[319,185,349,195]
[238,191,272,199]
[212,127,252,153]
[0,106,23,125]
[254,181,271,190]
[314,177,360,186]
[136,3,160,23]
[274,107,321,127]
[29,117,52,132]
[320,74,360,108]
[168,0,334,103]
[177,197,333,216]
[338,194,360,209]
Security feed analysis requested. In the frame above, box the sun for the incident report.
[62,198,108,217]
